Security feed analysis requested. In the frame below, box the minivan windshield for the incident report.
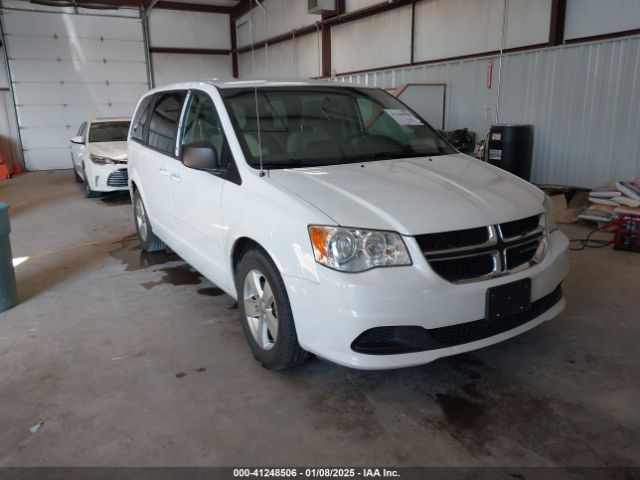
[89,121,130,143]
[221,87,454,169]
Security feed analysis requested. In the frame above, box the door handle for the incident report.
[158,167,169,176]
[171,173,182,182]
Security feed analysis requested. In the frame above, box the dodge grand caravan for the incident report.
[128,80,569,370]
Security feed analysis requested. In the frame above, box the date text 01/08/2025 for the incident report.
[232,468,400,478]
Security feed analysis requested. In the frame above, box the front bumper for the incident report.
[87,164,129,192]
[284,230,569,370]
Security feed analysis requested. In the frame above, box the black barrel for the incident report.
[487,125,533,181]
[0,202,17,312]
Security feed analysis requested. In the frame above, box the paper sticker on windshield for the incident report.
[384,109,423,126]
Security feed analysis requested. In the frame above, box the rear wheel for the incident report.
[133,190,166,252]
[236,248,311,370]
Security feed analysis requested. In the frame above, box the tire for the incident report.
[73,166,82,183]
[133,190,166,252]
[236,248,311,370]
[83,166,102,198]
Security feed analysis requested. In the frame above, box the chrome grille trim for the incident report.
[422,226,498,256]
[418,214,545,283]
[107,168,128,187]
[498,225,545,243]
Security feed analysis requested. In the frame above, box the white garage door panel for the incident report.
[3,10,148,170]
[21,127,77,149]
[3,10,143,41]
[17,103,134,129]
[24,149,74,171]
[13,82,148,106]
[7,35,145,62]
[10,59,147,83]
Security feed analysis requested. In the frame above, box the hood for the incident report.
[88,141,128,161]
[270,154,545,235]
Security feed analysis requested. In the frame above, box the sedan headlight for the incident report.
[308,226,412,272]
[543,195,558,234]
[90,154,114,165]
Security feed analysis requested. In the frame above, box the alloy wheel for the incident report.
[243,269,278,350]
[135,197,148,242]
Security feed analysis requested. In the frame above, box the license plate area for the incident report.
[486,278,531,321]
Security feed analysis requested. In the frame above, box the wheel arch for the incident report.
[230,237,268,286]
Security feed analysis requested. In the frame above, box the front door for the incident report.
[170,90,229,287]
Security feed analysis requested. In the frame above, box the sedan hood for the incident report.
[89,141,128,161]
[270,154,545,235]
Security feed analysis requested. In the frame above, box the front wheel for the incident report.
[83,166,101,198]
[236,248,311,370]
[133,190,166,252]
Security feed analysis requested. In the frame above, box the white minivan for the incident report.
[128,80,569,370]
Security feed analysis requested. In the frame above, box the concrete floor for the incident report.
[0,170,639,467]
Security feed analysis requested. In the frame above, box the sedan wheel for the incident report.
[243,269,278,350]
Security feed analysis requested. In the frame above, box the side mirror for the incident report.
[70,136,84,144]
[182,142,220,171]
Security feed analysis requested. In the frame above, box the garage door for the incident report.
[1,9,149,170]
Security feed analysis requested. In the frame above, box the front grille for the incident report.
[418,214,544,283]
[351,284,563,355]
[415,226,489,251]
[505,239,539,270]
[429,253,496,283]
[499,215,540,239]
[107,168,128,187]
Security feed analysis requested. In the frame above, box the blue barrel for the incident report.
[0,202,17,312]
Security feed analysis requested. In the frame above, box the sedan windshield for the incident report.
[221,87,454,169]
[89,121,130,143]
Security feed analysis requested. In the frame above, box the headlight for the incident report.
[90,154,114,165]
[308,226,412,272]
[543,195,558,234]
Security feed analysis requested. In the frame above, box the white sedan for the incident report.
[70,117,130,197]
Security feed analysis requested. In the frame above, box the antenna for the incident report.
[254,0,269,78]
[254,87,264,177]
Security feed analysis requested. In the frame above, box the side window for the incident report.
[181,92,229,168]
[131,95,153,143]
[148,91,186,155]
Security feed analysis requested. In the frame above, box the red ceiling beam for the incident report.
[154,1,234,13]
[234,24,318,54]
[231,0,252,19]
[74,0,146,6]
[73,0,237,13]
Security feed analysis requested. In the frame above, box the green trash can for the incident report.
[0,202,17,312]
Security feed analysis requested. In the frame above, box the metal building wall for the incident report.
[337,36,640,188]
[148,10,232,87]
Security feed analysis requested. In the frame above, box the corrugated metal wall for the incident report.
[337,36,640,188]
